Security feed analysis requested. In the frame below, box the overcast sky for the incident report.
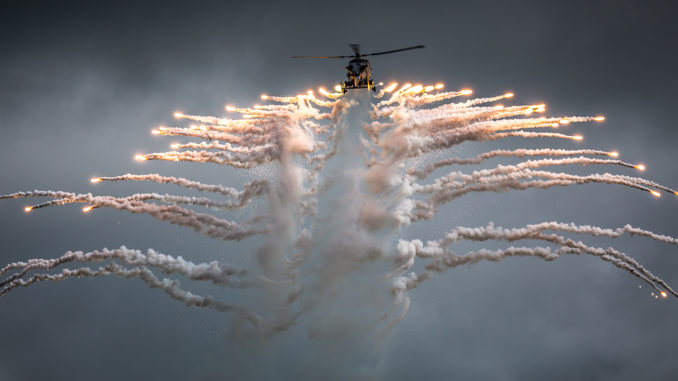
[1,1,678,380]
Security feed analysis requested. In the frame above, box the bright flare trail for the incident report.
[2,82,677,335]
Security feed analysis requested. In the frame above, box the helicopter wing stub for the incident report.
[290,55,354,59]
[362,45,425,57]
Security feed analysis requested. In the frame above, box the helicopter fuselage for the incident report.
[344,57,374,92]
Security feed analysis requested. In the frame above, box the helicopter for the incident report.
[291,44,425,93]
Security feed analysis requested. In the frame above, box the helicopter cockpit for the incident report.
[346,59,368,76]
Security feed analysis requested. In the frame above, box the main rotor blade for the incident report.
[290,55,354,59]
[362,45,425,57]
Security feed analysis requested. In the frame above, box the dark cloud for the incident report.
[1,1,678,380]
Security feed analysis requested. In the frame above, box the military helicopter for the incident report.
[291,44,425,93]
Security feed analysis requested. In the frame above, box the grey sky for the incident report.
[1,1,678,380]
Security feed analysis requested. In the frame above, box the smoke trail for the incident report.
[408,177,657,222]
[411,169,668,213]
[141,149,279,168]
[394,222,677,297]
[1,82,675,341]
[409,148,618,179]
[0,260,265,329]
[487,130,585,141]
[403,116,597,156]
[170,141,275,153]
[0,246,248,288]
[41,193,257,211]
[93,174,265,197]
[5,191,260,240]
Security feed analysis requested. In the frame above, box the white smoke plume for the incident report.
[93,173,262,197]
[2,82,676,338]
[409,148,619,179]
